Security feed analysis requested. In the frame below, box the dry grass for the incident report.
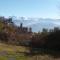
[0,43,27,54]
[0,43,60,60]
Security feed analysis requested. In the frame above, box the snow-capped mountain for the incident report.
[12,18,60,32]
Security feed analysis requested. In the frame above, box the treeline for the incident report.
[31,27,60,54]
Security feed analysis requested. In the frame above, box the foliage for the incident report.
[0,21,4,32]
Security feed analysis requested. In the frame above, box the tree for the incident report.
[42,28,48,33]
[0,21,4,32]
[53,27,60,32]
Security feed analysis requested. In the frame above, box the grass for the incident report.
[0,43,27,52]
[0,55,58,60]
[0,43,30,60]
[0,43,60,60]
[0,55,29,60]
[0,56,8,60]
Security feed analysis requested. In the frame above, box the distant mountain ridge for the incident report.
[12,18,60,32]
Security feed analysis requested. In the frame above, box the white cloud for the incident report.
[52,21,60,25]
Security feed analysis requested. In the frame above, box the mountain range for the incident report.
[12,18,60,32]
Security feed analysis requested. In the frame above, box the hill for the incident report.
[0,17,32,45]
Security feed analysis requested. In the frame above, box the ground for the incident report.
[0,43,60,60]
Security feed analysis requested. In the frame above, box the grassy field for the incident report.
[0,54,60,60]
[0,43,60,60]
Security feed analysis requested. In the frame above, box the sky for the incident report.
[0,0,60,19]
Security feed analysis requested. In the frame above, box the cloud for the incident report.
[24,20,39,26]
[53,22,60,25]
